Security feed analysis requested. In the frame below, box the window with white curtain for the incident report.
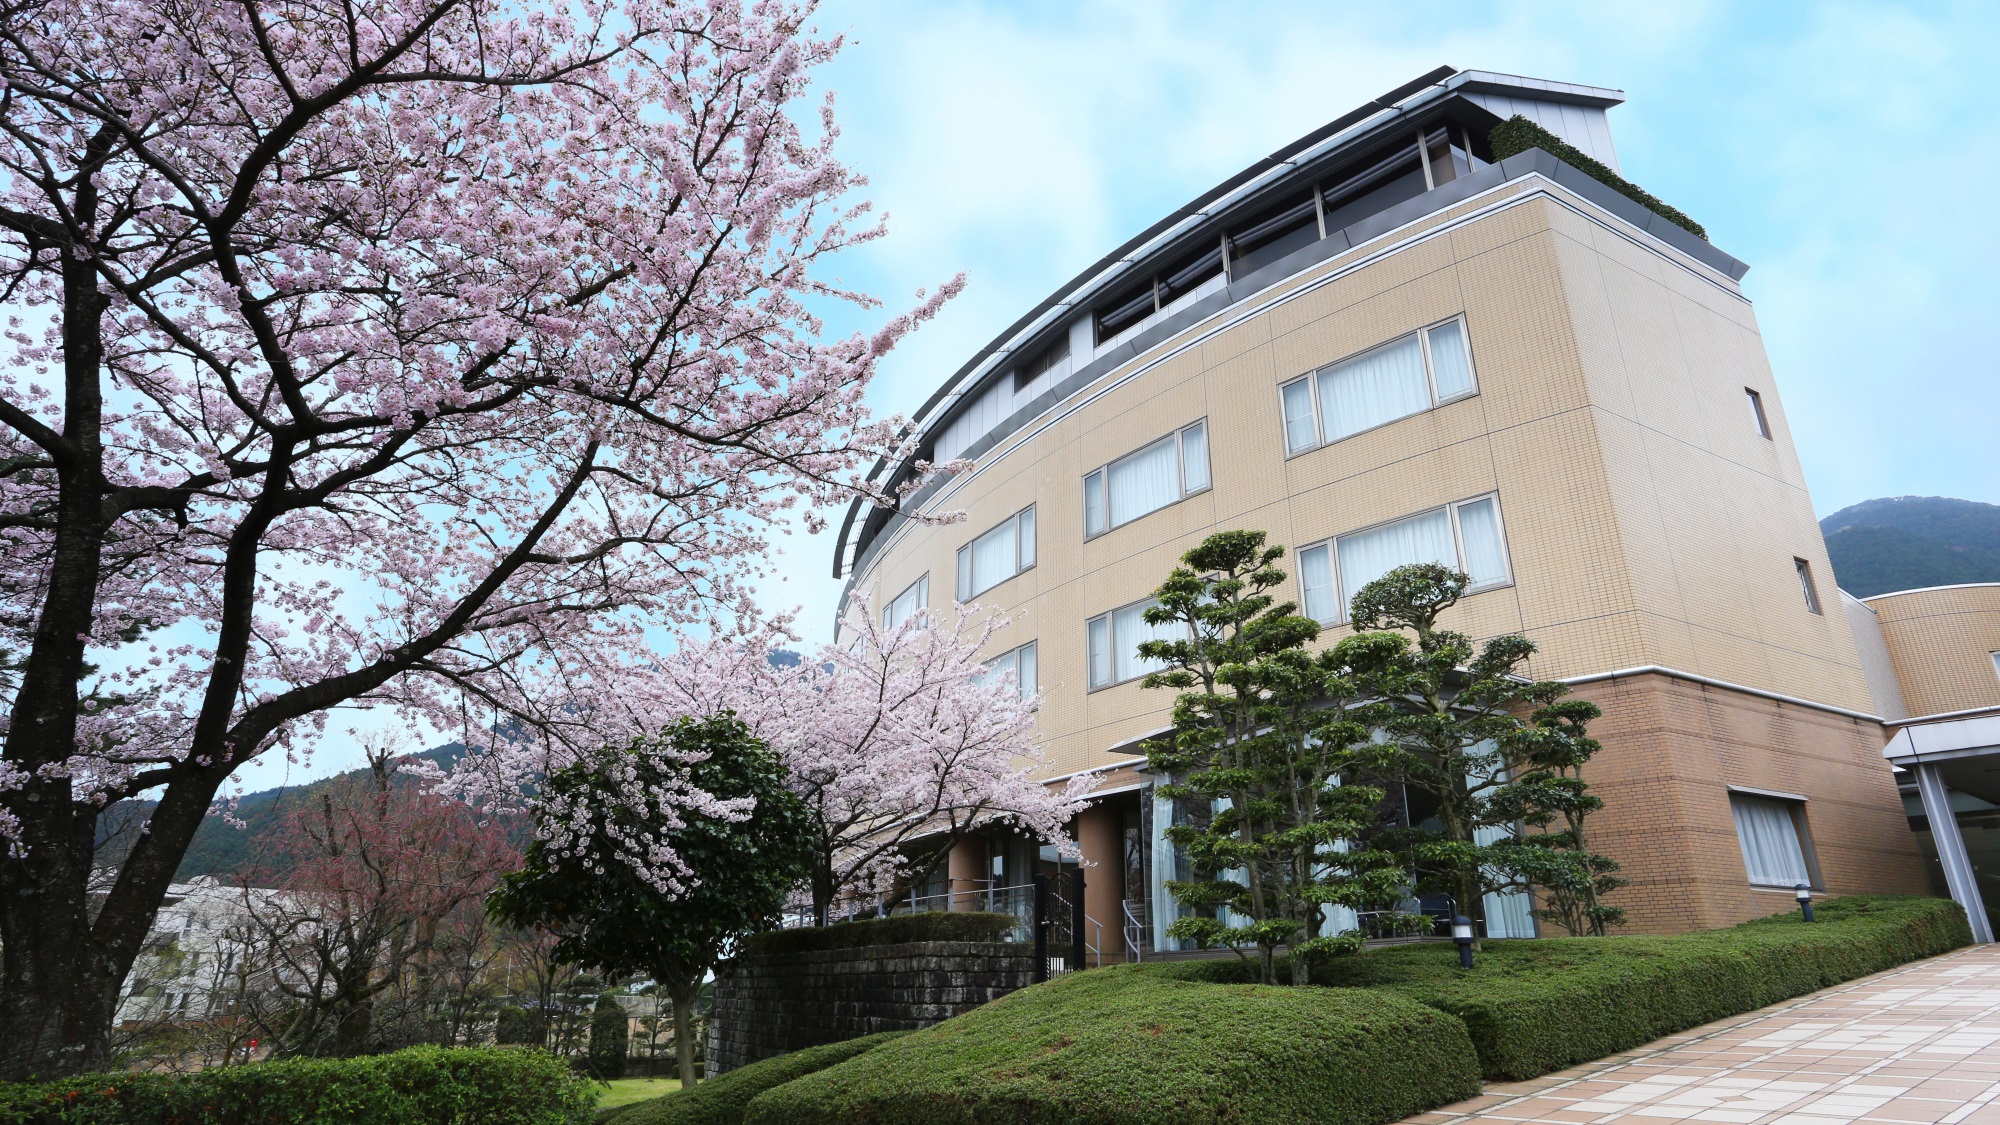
[1086,597,1184,689]
[883,575,928,630]
[956,506,1036,600]
[1730,792,1817,888]
[1083,420,1211,537]
[975,641,1038,702]
[1296,494,1512,625]
[1280,316,1478,455]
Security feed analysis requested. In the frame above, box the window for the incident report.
[976,641,1038,702]
[883,575,928,630]
[1297,495,1511,624]
[1746,388,1771,439]
[1086,598,1185,689]
[1084,421,1210,537]
[1794,558,1822,615]
[1989,651,1999,685]
[1012,337,1071,405]
[1729,792,1818,888]
[957,506,1036,600]
[1280,317,1477,455]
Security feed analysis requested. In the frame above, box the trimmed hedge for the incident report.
[740,966,1482,1125]
[741,912,1015,957]
[1311,894,1971,1080]
[1487,114,1708,240]
[616,1032,908,1125]
[0,1046,593,1125]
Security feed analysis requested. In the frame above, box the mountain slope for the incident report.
[1820,496,2000,598]
[97,744,466,882]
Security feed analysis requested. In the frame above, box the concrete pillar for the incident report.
[1075,803,1123,963]
[947,836,984,912]
[1914,762,1994,943]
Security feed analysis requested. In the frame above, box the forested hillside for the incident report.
[1821,496,2000,598]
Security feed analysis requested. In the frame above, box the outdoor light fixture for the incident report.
[1795,883,1815,922]
[1451,915,1475,969]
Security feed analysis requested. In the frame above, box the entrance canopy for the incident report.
[1884,708,2000,943]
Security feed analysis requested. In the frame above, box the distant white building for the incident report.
[114,877,281,1026]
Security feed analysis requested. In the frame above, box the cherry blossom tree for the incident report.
[0,0,956,1077]
[233,750,519,1058]
[654,601,1095,925]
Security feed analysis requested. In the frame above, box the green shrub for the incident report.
[1312,894,1970,1080]
[741,966,1482,1125]
[1487,114,1708,240]
[589,996,630,1079]
[0,1046,593,1124]
[741,911,1015,957]
[618,1032,908,1125]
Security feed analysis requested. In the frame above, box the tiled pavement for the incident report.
[1407,944,2000,1125]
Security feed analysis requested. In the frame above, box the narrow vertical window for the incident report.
[1179,421,1210,493]
[1298,543,1337,623]
[1424,320,1475,400]
[1016,641,1038,700]
[1084,471,1106,537]
[1794,558,1822,615]
[1087,617,1111,689]
[1990,651,2000,686]
[1747,388,1772,439]
[1452,497,1510,587]
[1281,380,1316,455]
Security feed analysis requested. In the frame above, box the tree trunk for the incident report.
[0,208,117,1082]
[669,985,698,1087]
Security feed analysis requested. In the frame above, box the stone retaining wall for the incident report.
[704,940,1035,1076]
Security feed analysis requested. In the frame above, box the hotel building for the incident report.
[831,68,1977,949]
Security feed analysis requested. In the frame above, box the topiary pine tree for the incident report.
[1139,531,1416,985]
[588,994,630,1079]
[1336,563,1624,942]
[488,715,811,1086]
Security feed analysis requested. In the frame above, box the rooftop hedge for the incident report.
[1487,114,1708,240]
[613,1031,908,1125]
[0,1046,593,1125]
[739,966,1482,1125]
[740,911,1015,957]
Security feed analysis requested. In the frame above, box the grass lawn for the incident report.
[595,1076,681,1108]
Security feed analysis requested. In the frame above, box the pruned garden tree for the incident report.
[488,714,812,1087]
[0,0,957,1077]
[1139,530,1415,986]
[1338,563,1624,942]
[652,602,1092,925]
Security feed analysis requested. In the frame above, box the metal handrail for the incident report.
[1121,900,1146,962]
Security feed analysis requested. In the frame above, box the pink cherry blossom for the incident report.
[0,0,958,1077]
[645,601,1095,923]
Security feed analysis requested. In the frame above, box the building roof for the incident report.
[832,67,1647,582]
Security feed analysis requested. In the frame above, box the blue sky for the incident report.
[237,0,2000,789]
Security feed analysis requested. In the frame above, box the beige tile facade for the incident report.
[848,177,1929,933]
[1865,585,2000,719]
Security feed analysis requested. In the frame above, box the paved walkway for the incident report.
[1411,944,2000,1125]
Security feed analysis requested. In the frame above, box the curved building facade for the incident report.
[835,69,1931,944]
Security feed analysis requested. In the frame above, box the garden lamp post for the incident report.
[1795,884,1815,922]
[1452,916,1475,969]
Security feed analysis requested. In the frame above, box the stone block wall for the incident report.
[704,940,1036,1077]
